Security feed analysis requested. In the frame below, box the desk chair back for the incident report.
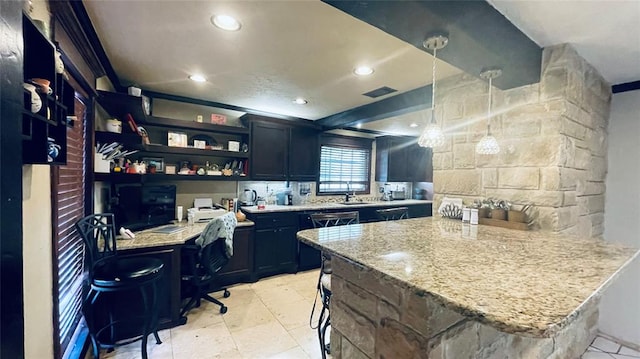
[376,207,410,221]
[310,211,360,228]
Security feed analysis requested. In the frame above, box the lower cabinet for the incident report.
[216,226,254,286]
[103,245,183,337]
[249,213,299,278]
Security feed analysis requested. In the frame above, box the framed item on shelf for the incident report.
[143,157,164,172]
[168,132,187,147]
[165,164,176,175]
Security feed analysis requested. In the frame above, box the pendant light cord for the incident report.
[486,76,493,135]
[431,47,437,125]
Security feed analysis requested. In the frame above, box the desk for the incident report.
[115,221,254,329]
[297,217,639,358]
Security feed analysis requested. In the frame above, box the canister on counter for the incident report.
[462,207,471,223]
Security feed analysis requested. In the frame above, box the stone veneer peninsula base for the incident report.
[330,255,598,359]
[296,218,638,359]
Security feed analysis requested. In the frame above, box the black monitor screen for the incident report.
[112,184,176,231]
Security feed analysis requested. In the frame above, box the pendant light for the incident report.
[475,68,502,155]
[418,34,448,148]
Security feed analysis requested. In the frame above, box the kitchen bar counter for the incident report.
[297,217,639,358]
[117,220,254,250]
[241,199,432,214]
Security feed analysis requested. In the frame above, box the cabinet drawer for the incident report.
[252,213,298,229]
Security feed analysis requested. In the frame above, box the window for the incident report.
[317,136,372,194]
[52,92,88,359]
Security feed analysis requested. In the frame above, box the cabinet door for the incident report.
[275,226,298,273]
[254,229,280,276]
[217,227,254,285]
[406,145,432,182]
[387,138,408,182]
[289,127,318,181]
[250,122,288,180]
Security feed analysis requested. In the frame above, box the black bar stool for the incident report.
[309,211,359,359]
[75,213,164,359]
[376,206,410,221]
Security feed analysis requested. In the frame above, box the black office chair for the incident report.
[180,238,231,315]
[309,211,359,359]
[376,207,410,221]
[75,213,164,359]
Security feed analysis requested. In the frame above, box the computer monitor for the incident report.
[111,184,176,231]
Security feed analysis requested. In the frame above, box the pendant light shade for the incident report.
[476,135,500,154]
[476,68,502,155]
[418,117,446,148]
[419,34,448,148]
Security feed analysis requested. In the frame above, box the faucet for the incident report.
[345,182,356,202]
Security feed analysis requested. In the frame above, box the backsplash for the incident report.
[238,181,432,205]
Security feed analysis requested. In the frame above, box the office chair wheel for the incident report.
[223,289,231,298]
[220,305,228,314]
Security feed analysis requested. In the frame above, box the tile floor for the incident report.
[101,269,327,359]
[99,269,639,359]
[582,336,640,358]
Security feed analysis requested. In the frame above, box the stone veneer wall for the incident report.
[330,256,599,359]
[432,44,611,237]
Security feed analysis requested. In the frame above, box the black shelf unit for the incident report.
[133,144,249,159]
[21,14,74,165]
[94,173,251,183]
[94,91,251,179]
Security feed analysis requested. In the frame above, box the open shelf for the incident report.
[145,116,249,135]
[133,143,250,159]
[94,173,250,183]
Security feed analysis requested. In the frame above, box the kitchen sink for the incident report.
[339,201,371,205]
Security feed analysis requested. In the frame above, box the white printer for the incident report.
[187,198,228,223]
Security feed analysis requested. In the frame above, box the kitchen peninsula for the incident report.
[297,218,639,358]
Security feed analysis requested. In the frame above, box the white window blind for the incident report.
[318,145,370,193]
[53,94,87,359]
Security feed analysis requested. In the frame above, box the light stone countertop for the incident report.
[116,220,254,250]
[296,217,639,338]
[241,199,432,214]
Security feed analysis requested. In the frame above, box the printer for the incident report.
[188,198,228,223]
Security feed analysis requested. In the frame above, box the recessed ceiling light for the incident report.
[189,74,207,83]
[409,123,419,128]
[293,98,308,105]
[354,66,374,76]
[211,15,241,31]
[356,123,362,129]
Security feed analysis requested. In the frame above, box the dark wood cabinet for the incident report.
[216,226,254,285]
[248,212,299,278]
[376,136,432,182]
[246,115,319,181]
[110,245,183,335]
[249,120,288,180]
[289,126,318,181]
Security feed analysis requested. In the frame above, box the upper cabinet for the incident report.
[375,136,432,182]
[245,115,319,181]
[22,14,74,165]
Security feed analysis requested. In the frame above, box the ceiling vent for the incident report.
[363,86,397,98]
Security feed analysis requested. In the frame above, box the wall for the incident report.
[22,165,55,358]
[600,89,640,348]
[433,44,611,237]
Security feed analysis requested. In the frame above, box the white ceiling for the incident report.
[488,0,640,86]
[83,0,461,121]
[84,0,640,137]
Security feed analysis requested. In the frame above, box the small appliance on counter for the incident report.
[188,198,227,223]
[239,189,257,206]
[391,190,406,200]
